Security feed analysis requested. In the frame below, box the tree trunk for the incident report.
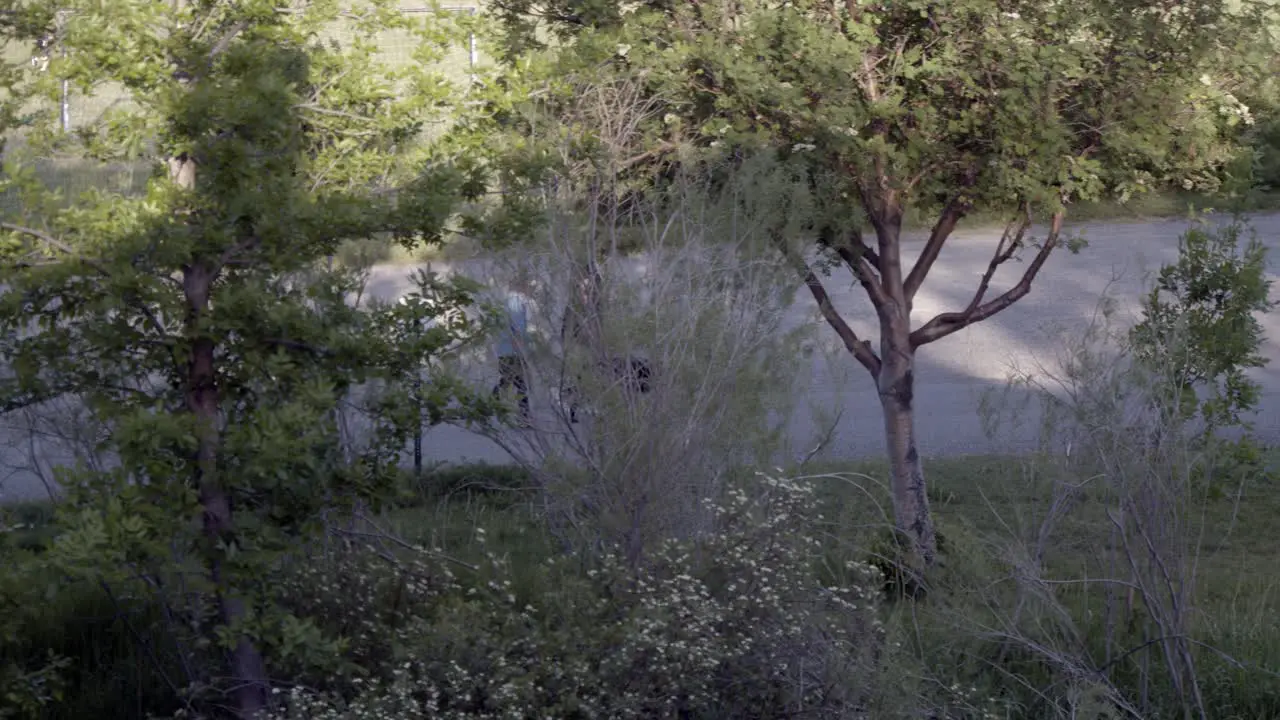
[878,366,937,569]
[878,320,938,571]
[183,262,269,718]
[175,154,269,719]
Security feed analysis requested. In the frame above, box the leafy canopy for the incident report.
[486,0,1268,226]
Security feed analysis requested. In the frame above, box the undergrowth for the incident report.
[5,455,1280,719]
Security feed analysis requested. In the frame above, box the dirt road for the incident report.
[5,212,1280,501]
[363,212,1280,465]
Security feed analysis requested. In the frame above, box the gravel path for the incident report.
[5,212,1280,501]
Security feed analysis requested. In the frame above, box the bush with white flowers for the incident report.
[266,474,887,719]
[264,538,463,690]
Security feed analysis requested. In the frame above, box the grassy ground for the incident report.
[5,453,1280,718]
[8,451,1280,614]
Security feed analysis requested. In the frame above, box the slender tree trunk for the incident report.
[868,202,939,572]
[184,262,269,719]
[876,345,937,569]
[175,154,269,719]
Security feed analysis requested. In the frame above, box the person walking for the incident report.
[493,285,532,423]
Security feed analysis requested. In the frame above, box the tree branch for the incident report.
[218,236,259,267]
[819,224,881,272]
[1,221,77,256]
[2,223,177,339]
[856,183,895,251]
[775,236,881,375]
[903,198,967,302]
[256,337,338,359]
[843,238,893,311]
[207,22,248,62]
[0,387,63,415]
[617,141,680,171]
[292,104,383,123]
[910,209,1064,348]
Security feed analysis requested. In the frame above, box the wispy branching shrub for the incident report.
[966,218,1278,719]
[467,86,816,563]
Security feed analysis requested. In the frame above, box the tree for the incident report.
[0,1,484,716]
[480,0,1272,569]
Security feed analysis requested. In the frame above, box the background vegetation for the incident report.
[2,1,1280,719]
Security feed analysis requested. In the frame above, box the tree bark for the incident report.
[174,154,269,719]
[876,346,937,569]
[783,221,939,567]
[871,215,938,570]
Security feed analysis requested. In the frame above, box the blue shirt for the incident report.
[495,291,529,357]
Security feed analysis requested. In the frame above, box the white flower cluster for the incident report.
[264,475,889,719]
[1197,74,1255,126]
[1217,91,1254,126]
[271,542,460,676]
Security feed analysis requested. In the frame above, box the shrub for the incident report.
[263,474,887,720]
[0,542,180,720]
[0,539,70,720]
[478,177,811,565]
[1129,214,1274,433]
[1127,214,1275,497]
[267,541,463,693]
[969,239,1280,718]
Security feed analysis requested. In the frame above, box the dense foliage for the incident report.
[1,0,1279,718]
[0,0,492,715]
